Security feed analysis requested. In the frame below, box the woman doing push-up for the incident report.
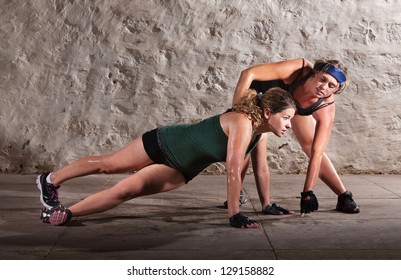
[36,87,295,229]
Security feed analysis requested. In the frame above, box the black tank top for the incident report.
[249,59,334,116]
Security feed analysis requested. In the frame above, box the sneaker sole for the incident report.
[336,207,360,214]
[41,207,51,223]
[49,209,71,226]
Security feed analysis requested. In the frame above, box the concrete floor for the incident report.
[0,173,400,260]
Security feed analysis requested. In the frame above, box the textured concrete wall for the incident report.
[1,0,400,174]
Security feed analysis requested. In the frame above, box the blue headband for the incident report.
[317,63,347,85]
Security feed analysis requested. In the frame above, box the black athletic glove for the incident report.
[300,191,319,215]
[229,212,259,228]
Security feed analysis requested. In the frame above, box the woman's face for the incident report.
[307,71,340,98]
[265,108,295,137]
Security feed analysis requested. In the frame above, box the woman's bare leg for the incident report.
[69,164,186,216]
[50,136,152,185]
[291,115,346,195]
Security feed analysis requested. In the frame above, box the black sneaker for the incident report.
[36,172,60,209]
[223,190,248,209]
[40,206,51,223]
[336,191,360,213]
[239,190,248,205]
[49,204,72,226]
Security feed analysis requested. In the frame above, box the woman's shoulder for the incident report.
[221,111,250,123]
[220,112,253,133]
[280,58,312,69]
[302,59,314,75]
[272,58,312,84]
[284,58,314,86]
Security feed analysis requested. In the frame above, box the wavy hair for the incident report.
[233,87,296,129]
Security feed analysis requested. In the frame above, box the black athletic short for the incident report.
[142,128,195,183]
[142,128,188,181]
[142,128,166,164]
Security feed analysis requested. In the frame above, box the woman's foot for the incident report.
[336,191,360,213]
[223,190,248,208]
[36,172,60,209]
[49,204,72,226]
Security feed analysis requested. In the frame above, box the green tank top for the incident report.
[159,114,262,181]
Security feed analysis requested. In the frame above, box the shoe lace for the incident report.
[47,185,59,201]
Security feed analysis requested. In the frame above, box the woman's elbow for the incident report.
[240,68,254,82]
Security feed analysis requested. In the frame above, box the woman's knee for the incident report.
[97,155,119,174]
[109,183,139,201]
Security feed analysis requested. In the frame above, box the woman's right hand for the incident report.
[229,212,260,229]
[300,191,319,217]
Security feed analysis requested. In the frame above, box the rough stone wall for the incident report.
[0,0,400,174]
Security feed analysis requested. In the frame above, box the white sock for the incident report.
[46,173,53,185]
